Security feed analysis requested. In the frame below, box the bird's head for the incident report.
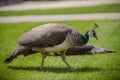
[86,23,99,40]
[87,30,98,40]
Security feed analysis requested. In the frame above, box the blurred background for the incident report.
[0,0,120,80]
[0,0,90,6]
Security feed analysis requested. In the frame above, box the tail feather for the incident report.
[104,49,116,53]
[4,45,28,63]
[4,55,15,63]
[4,48,18,63]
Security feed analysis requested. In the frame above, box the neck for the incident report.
[83,32,89,43]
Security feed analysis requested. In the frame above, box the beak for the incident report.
[94,35,98,40]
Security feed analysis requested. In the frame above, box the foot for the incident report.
[69,67,75,71]
[40,67,44,70]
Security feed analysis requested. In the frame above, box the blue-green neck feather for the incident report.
[83,32,89,43]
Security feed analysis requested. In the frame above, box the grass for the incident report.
[0,4,120,16]
[0,20,120,80]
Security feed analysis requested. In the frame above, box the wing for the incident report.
[18,23,73,48]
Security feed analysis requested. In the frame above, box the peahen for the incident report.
[4,23,99,70]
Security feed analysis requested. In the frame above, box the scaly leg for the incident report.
[40,53,48,70]
[61,50,73,70]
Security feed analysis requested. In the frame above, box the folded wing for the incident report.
[18,24,73,48]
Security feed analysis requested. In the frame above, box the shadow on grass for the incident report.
[8,66,103,73]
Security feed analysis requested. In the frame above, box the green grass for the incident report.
[0,20,120,80]
[0,4,120,16]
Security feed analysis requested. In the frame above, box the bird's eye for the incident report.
[93,31,96,36]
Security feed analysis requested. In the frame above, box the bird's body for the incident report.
[18,23,86,53]
[43,40,71,53]
[32,40,71,53]
[18,23,73,47]
[4,23,98,70]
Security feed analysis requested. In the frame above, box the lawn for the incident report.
[0,20,120,80]
[0,4,119,16]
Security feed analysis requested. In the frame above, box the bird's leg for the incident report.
[60,50,73,70]
[40,53,48,70]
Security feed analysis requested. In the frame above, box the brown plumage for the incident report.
[18,23,74,47]
[4,23,99,70]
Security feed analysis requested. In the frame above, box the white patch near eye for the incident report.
[88,31,94,37]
